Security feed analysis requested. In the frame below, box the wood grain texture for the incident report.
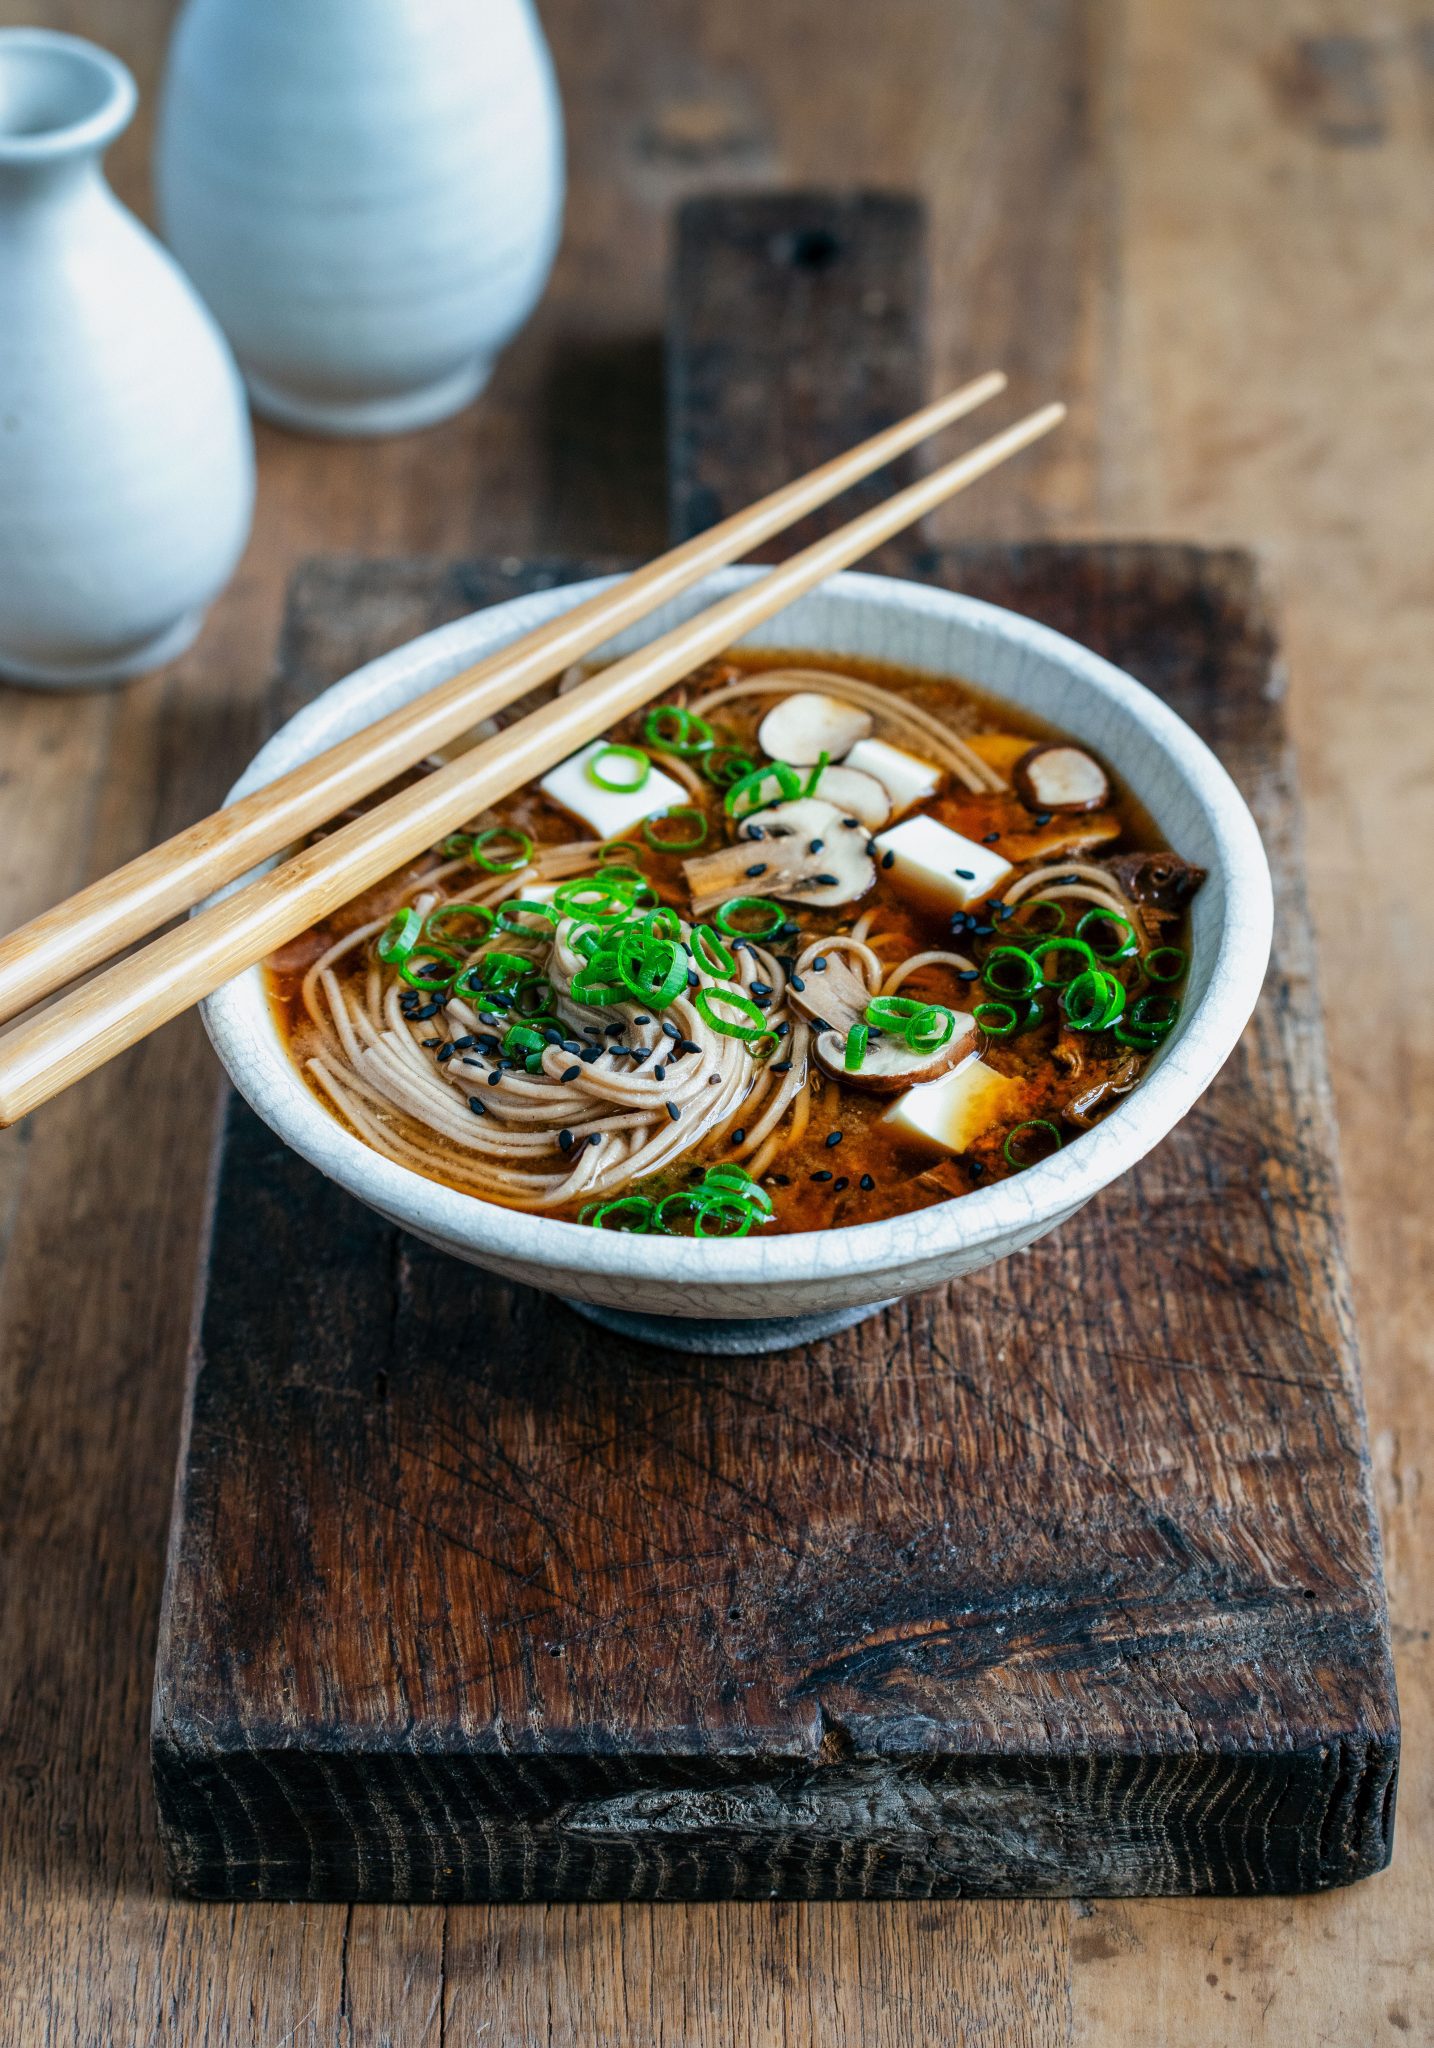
[151,537,1396,1903]
[3,0,1430,2038]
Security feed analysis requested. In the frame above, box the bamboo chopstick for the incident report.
[0,372,1008,1030]
[0,400,1064,1127]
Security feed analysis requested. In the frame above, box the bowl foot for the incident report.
[246,359,492,438]
[562,1297,897,1355]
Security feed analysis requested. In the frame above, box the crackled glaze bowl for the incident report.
[202,569,1272,1350]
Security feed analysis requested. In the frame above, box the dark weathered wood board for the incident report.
[152,194,1397,1902]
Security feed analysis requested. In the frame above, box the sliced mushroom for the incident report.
[1103,851,1207,912]
[682,798,873,914]
[1013,743,1110,814]
[1065,1053,1143,1127]
[813,1012,979,1095]
[805,762,891,829]
[786,953,980,1094]
[757,692,872,765]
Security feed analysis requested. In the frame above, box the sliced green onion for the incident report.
[587,744,650,793]
[502,1022,545,1057]
[693,986,768,1040]
[691,924,736,977]
[1029,935,1097,987]
[1115,993,1181,1044]
[553,878,632,920]
[598,841,646,867]
[701,745,756,789]
[802,750,831,797]
[580,1195,658,1233]
[615,932,687,1009]
[1011,898,1067,934]
[973,999,1019,1038]
[725,760,802,819]
[700,1164,773,1212]
[1062,967,1127,1032]
[468,826,533,874]
[421,902,496,948]
[714,895,785,940]
[1076,907,1140,961]
[452,949,540,1000]
[495,897,558,934]
[1003,1119,1063,1170]
[1145,945,1188,983]
[905,1005,956,1053]
[844,1023,869,1071]
[693,1196,761,1238]
[642,806,708,853]
[398,946,461,993]
[511,979,555,1019]
[981,945,1042,1000]
[643,705,715,756]
[865,994,925,1031]
[377,906,422,966]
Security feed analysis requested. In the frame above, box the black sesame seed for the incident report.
[773,1021,790,1037]
[781,921,801,938]
[813,873,838,887]
[542,1026,563,1044]
[833,1177,849,1193]
[687,970,699,987]
[841,816,859,829]
[453,1034,477,1051]
[771,1173,791,1187]
[811,1169,833,1183]
[558,1129,573,1151]
[975,923,994,936]
[561,1064,581,1082]
[677,1039,701,1056]
[1034,812,1053,826]
[731,1128,746,1144]
[750,981,772,997]
[605,1022,625,1037]
[653,1064,666,1081]
[634,1015,651,1026]
[561,1037,582,1054]
[983,832,1001,844]
[708,1073,721,1084]
[580,1046,604,1065]
[813,956,827,971]
[958,968,980,982]
[667,1102,681,1121]
[881,849,896,869]
[467,1096,486,1114]
[970,1159,986,1178]
[825,1131,843,1148]
[487,1070,503,1087]
[859,1173,875,1191]
[631,1047,652,1063]
[746,863,768,878]
[437,1044,454,1063]
[790,974,806,991]
[954,868,975,880]
[771,1059,792,1074]
[661,1019,680,1039]
[745,824,765,840]
[422,1037,442,1049]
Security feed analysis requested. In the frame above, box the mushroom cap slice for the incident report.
[1013,743,1111,814]
[806,762,891,829]
[814,1010,980,1095]
[682,798,874,914]
[756,692,873,765]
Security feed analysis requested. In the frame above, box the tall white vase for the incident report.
[0,30,255,689]
[156,0,566,437]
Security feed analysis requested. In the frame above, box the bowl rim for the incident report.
[203,566,1273,1289]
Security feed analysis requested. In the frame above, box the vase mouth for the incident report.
[0,28,137,165]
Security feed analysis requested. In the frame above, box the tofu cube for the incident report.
[539,741,688,840]
[883,1056,1022,1156]
[873,813,1013,910]
[843,736,941,814]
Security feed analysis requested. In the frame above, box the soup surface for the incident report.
[268,650,1203,1238]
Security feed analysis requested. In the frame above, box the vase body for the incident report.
[0,30,255,689]
[156,0,565,437]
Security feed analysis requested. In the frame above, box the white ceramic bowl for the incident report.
[204,568,1272,1330]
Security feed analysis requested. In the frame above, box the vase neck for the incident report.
[0,29,136,201]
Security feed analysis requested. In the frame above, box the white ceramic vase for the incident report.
[0,30,255,690]
[155,0,566,437]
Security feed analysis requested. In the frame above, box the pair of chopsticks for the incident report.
[0,376,1063,1126]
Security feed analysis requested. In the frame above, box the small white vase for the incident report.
[155,0,565,438]
[0,31,255,690]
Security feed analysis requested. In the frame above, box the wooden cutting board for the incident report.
[151,194,1398,1901]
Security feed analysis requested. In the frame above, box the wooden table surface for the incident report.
[1,2,1428,2041]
